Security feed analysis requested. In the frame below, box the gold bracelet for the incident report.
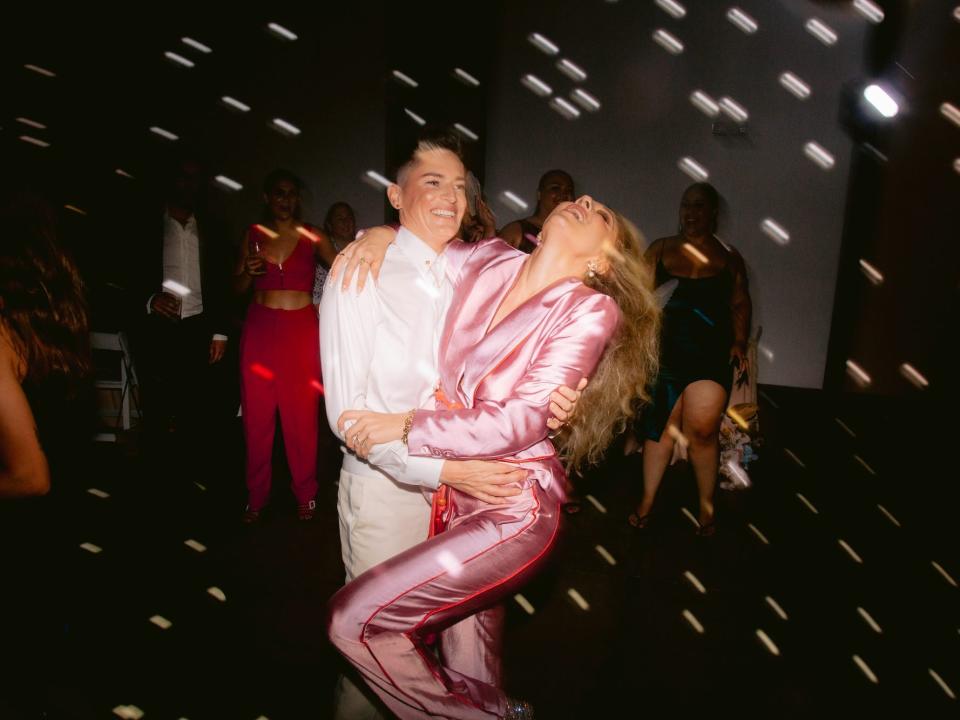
[401,409,416,446]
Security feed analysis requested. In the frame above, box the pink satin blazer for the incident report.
[406,238,621,497]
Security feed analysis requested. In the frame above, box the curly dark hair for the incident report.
[0,191,91,388]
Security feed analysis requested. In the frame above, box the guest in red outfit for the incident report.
[234,169,337,522]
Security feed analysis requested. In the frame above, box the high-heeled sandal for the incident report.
[627,509,652,530]
[297,500,316,522]
[504,697,534,719]
[241,506,261,524]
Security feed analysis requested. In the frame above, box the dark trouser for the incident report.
[137,313,232,485]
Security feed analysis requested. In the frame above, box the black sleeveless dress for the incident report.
[640,249,735,441]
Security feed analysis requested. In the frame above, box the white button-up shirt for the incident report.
[320,226,450,488]
[148,211,227,341]
[162,211,204,318]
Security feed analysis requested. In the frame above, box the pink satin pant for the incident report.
[239,303,320,510]
[328,480,560,720]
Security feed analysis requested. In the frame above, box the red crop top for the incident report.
[251,227,316,292]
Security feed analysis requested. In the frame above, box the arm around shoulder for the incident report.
[407,292,619,460]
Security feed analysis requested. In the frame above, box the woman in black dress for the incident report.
[629,183,752,535]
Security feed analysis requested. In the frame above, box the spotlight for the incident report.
[839,79,904,151]
[863,83,898,118]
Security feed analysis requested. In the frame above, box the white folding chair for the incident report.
[90,331,140,441]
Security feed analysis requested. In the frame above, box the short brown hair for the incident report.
[395,127,465,185]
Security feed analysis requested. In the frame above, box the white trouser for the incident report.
[333,467,432,720]
[336,467,432,582]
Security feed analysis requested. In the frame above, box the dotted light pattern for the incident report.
[15,9,955,713]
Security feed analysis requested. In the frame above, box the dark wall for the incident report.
[828,0,959,399]
[4,7,388,328]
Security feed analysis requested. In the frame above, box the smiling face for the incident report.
[541,195,619,273]
[679,185,717,238]
[265,179,301,222]
[327,204,356,241]
[388,148,466,247]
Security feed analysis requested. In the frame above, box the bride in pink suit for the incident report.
[327,195,660,719]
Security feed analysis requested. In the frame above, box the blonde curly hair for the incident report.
[558,211,660,472]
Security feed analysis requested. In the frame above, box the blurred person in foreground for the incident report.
[0,186,92,719]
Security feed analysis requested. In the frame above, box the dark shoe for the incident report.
[696,520,716,538]
[628,510,652,530]
[241,506,262,524]
[297,500,316,522]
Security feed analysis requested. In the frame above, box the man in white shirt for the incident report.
[135,157,233,485]
[321,131,577,719]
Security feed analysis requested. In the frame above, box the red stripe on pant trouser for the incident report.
[240,303,320,510]
[327,481,560,720]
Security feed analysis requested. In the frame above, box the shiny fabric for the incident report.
[328,238,621,719]
[640,257,734,441]
[252,229,316,292]
[334,465,433,720]
[239,303,320,509]
[329,480,557,720]
[322,226,455,719]
[409,239,622,495]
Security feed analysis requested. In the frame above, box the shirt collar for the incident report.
[164,209,197,231]
[395,225,447,280]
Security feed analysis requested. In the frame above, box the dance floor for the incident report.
[1,385,955,718]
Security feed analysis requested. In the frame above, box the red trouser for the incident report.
[328,480,560,719]
[240,303,320,510]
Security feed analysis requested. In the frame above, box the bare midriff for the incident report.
[253,289,313,310]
